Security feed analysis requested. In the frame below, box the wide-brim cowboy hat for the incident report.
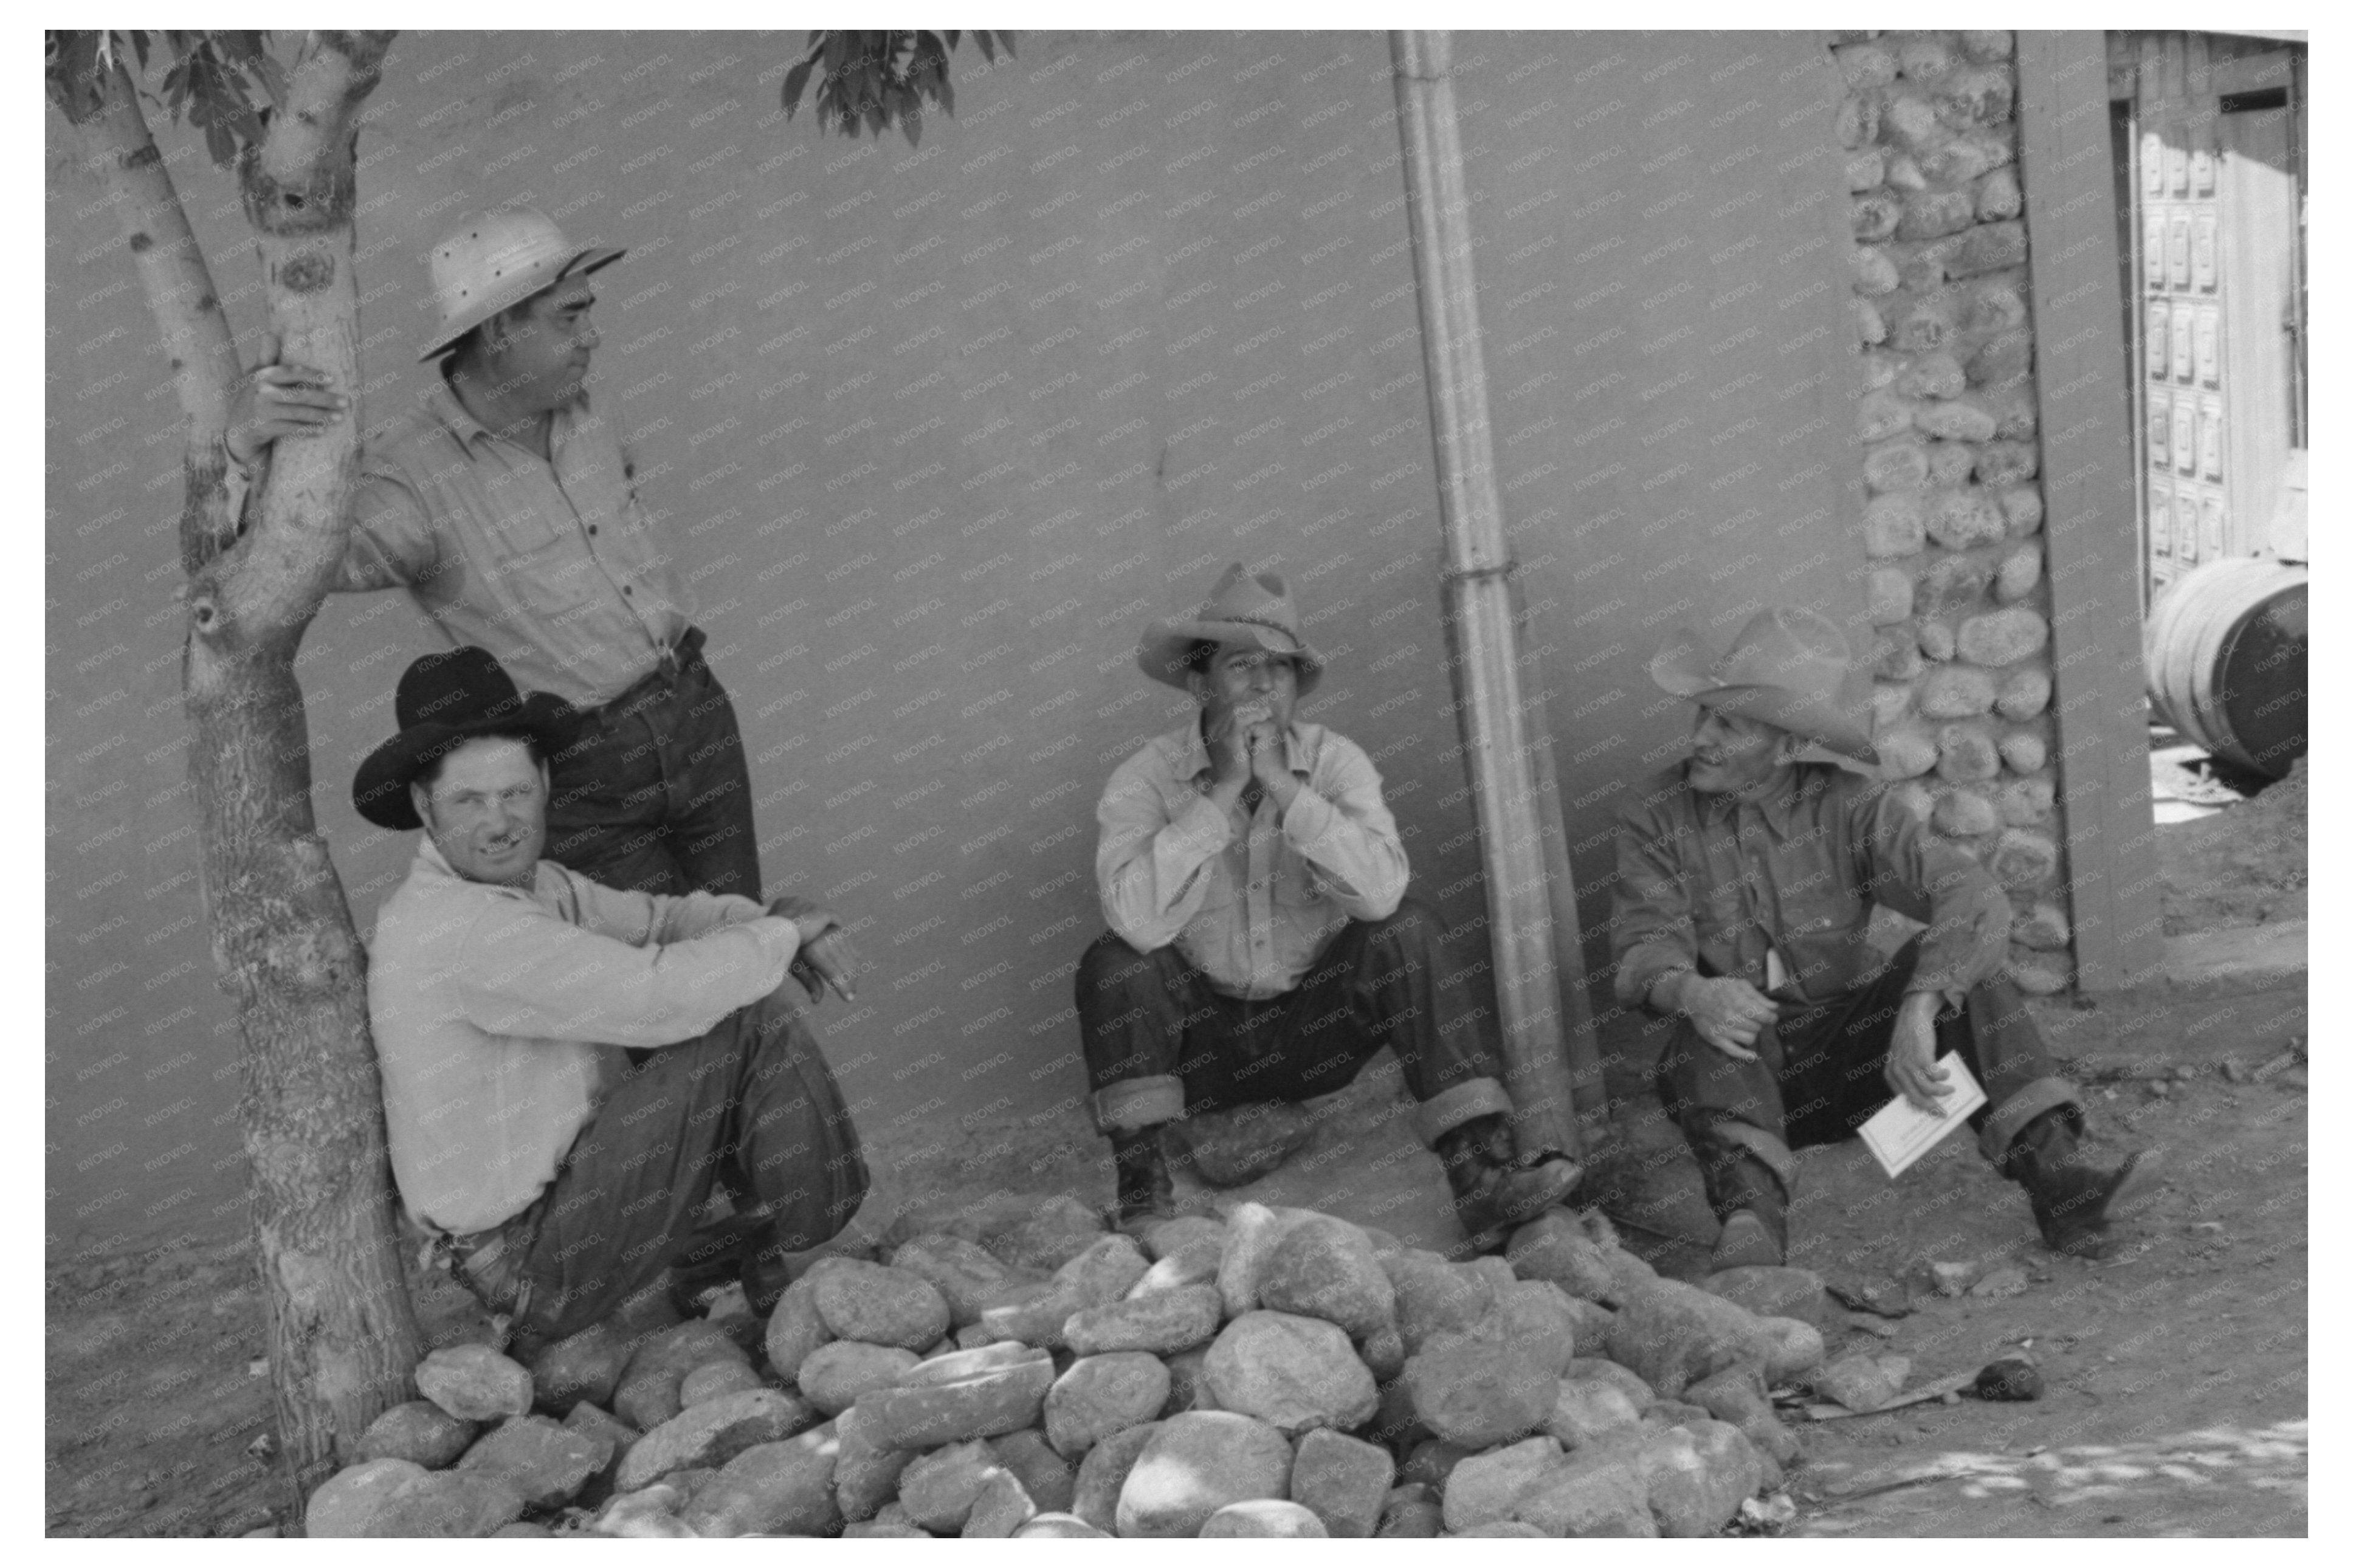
[418,207,627,362]
[353,647,582,830]
[1650,605,1880,770]
[1137,562,1326,695]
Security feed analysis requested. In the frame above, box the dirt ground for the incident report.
[2157,756,2307,936]
[46,788,2308,1538]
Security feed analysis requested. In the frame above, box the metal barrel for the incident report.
[2143,557,2309,778]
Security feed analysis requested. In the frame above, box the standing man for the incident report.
[227,207,761,898]
[1075,563,1582,1243]
[353,645,868,1350]
[1611,606,2160,1268]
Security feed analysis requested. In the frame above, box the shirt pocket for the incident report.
[1273,854,1325,909]
[474,466,572,557]
[1775,869,1862,943]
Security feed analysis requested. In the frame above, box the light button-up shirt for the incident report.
[1095,718,1410,999]
[229,378,693,707]
[367,839,799,1234]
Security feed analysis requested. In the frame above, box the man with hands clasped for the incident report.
[1611,607,2160,1268]
[1077,565,1581,1243]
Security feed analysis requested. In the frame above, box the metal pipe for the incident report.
[1388,29,1593,1154]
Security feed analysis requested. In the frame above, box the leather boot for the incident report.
[739,1220,794,1321]
[1695,1145,1788,1271]
[2003,1109,2164,1258]
[1108,1126,1176,1229]
[1437,1113,1583,1246]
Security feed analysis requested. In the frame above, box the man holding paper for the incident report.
[1610,607,2159,1268]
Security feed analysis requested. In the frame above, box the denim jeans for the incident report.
[1653,937,2080,1188]
[484,983,868,1346]
[1073,897,1515,1147]
[544,629,762,899]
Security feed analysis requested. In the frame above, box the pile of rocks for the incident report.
[306,1197,1830,1538]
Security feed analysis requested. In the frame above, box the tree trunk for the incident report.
[77,30,418,1511]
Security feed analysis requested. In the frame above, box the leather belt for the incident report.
[584,625,708,725]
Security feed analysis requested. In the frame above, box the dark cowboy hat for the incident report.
[1136,563,1326,695]
[353,647,582,830]
[1650,605,1881,770]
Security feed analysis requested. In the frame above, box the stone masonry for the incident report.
[1836,29,2072,993]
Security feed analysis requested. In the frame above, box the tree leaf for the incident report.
[781,56,813,112]
[250,47,287,109]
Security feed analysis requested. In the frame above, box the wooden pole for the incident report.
[1388,30,1595,1153]
[2016,32,2167,989]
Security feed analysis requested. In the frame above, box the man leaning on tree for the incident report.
[225,206,763,900]
[1073,562,1583,1245]
[353,645,869,1355]
[1610,605,2162,1270]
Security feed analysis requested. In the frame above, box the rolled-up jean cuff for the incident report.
[1092,1075,1187,1135]
[1979,1075,2081,1162]
[1713,1121,1799,1193]
[1412,1077,1517,1147]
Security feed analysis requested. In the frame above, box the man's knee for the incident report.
[1961,975,2037,1034]
[1363,896,1441,946]
[1075,930,1177,1011]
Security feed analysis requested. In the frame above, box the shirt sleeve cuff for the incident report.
[1617,949,1683,1009]
[221,451,253,520]
[1172,791,1233,854]
[1280,785,1336,846]
[753,913,802,968]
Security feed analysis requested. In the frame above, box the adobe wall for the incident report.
[1449,32,1871,1040]
[47,29,1919,1252]
[46,30,1478,1253]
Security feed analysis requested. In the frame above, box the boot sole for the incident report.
[1454,1158,1584,1245]
[2098,1147,2166,1220]
[2041,1150,2168,1257]
[1709,1212,1785,1271]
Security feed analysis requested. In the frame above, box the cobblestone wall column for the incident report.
[1836,29,2073,992]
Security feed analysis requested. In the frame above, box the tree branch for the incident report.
[212,29,395,647]
[78,52,245,574]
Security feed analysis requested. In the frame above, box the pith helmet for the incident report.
[418,207,625,362]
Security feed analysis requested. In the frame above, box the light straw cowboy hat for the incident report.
[1649,605,1881,769]
[1137,563,1326,695]
[417,207,626,362]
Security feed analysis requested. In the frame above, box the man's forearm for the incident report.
[1900,985,1960,1018]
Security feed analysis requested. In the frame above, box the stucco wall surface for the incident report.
[1448,32,1868,1027]
[49,30,1483,1252]
[47,29,1890,1254]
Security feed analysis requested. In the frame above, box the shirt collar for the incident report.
[1694,762,1824,831]
[1176,714,1313,782]
[424,375,584,461]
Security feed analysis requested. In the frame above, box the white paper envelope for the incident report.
[1858,1053,1988,1179]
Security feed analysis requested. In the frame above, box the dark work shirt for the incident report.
[1610,761,2011,1010]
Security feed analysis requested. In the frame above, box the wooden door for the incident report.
[2110,32,2305,604]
